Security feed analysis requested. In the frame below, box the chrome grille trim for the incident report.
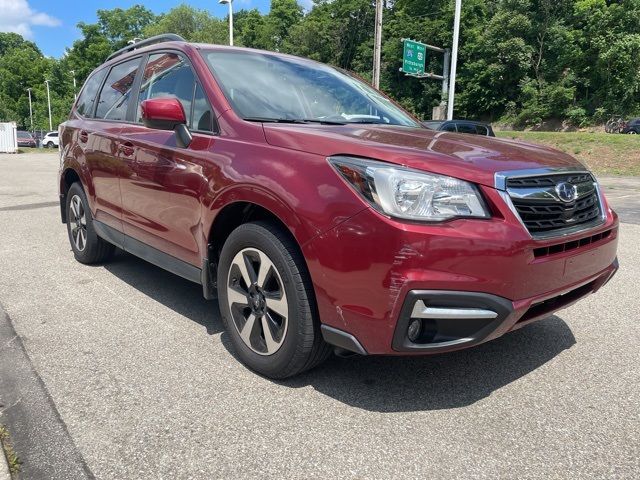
[495,168,607,239]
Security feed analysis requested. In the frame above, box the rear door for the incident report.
[118,51,216,267]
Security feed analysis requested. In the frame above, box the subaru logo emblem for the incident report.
[555,182,577,203]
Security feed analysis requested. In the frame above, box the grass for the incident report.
[0,424,21,474]
[17,147,56,154]
[496,131,640,176]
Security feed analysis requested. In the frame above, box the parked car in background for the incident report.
[59,34,618,378]
[16,130,36,148]
[422,119,495,136]
[621,118,640,134]
[43,131,60,148]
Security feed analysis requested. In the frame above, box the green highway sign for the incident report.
[402,39,427,75]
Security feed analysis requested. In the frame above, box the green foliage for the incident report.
[1,0,639,130]
[144,5,227,44]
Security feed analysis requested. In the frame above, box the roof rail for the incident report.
[105,34,186,62]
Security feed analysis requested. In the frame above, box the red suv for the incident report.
[58,35,619,378]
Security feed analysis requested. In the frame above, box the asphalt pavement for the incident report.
[0,152,638,479]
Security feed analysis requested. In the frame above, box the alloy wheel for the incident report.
[69,194,87,252]
[226,248,289,355]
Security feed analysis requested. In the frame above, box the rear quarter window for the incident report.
[76,68,108,118]
[474,125,489,135]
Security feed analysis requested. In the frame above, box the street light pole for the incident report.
[26,88,33,131]
[70,69,77,100]
[372,0,383,89]
[44,79,53,131]
[446,0,461,120]
[219,0,234,46]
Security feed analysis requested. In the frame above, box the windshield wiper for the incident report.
[243,117,346,125]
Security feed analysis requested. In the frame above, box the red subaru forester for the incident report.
[59,35,619,378]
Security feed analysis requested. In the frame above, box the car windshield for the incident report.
[202,50,420,127]
[17,131,31,138]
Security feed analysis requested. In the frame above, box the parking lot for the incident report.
[0,152,638,479]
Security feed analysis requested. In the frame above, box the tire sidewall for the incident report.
[217,223,311,377]
[65,183,101,263]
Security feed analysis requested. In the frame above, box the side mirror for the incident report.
[140,97,192,148]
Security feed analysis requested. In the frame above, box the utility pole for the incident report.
[447,0,461,120]
[26,88,33,131]
[372,0,383,89]
[219,0,234,46]
[70,70,77,100]
[44,79,53,131]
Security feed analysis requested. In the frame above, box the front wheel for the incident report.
[217,222,331,378]
[46,141,54,148]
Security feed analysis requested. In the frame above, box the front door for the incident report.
[118,52,216,267]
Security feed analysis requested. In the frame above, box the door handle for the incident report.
[78,130,88,143]
[118,142,135,157]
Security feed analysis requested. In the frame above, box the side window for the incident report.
[456,123,477,135]
[191,83,213,132]
[76,69,107,118]
[137,53,195,124]
[442,123,457,132]
[95,58,141,121]
[475,125,489,135]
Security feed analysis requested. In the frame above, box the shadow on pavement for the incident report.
[278,316,575,412]
[103,250,223,335]
[102,250,575,413]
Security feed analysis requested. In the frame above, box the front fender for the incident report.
[203,183,319,248]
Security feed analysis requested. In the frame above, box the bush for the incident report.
[565,107,588,127]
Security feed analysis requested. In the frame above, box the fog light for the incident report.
[407,318,422,342]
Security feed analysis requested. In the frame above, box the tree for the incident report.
[2,1,640,128]
[144,5,227,44]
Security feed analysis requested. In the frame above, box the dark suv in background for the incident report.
[622,118,640,134]
[58,35,618,378]
[422,119,495,136]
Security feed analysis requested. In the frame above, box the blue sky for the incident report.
[0,0,310,58]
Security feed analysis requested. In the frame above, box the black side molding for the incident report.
[59,194,67,223]
[93,220,202,285]
[201,257,217,300]
[321,325,367,355]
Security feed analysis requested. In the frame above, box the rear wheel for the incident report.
[217,222,331,378]
[65,182,114,264]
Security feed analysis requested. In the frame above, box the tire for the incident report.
[217,221,331,378]
[46,141,54,148]
[65,182,115,264]
[627,130,637,135]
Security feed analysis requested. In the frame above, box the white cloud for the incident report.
[0,0,61,39]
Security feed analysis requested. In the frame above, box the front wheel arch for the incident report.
[205,202,313,291]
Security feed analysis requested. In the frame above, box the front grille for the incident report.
[506,173,592,188]
[517,280,596,323]
[506,172,603,236]
[533,229,612,258]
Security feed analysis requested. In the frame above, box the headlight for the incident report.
[329,156,490,221]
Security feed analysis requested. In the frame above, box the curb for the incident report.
[0,443,10,480]
[0,307,94,479]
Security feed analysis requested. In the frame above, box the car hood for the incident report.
[262,124,585,188]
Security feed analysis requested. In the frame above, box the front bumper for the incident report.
[391,260,617,353]
[306,187,619,355]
